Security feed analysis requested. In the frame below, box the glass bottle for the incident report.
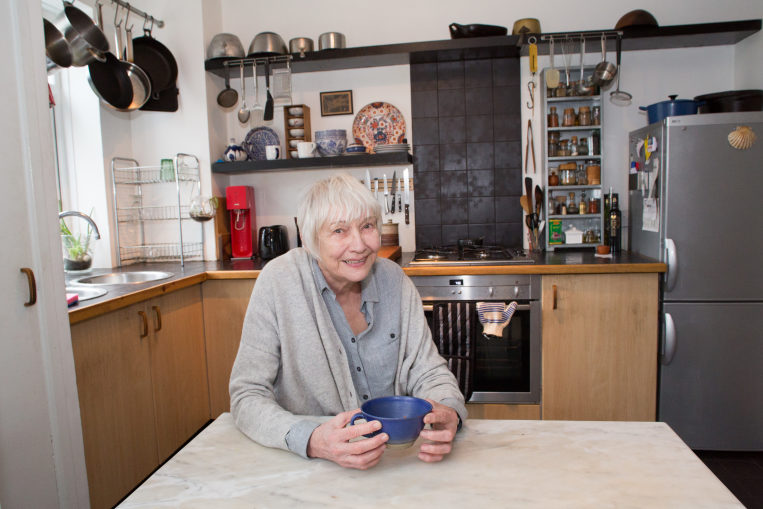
[563,108,576,127]
[592,106,601,125]
[608,192,621,253]
[548,106,559,127]
[578,137,589,156]
[603,190,611,245]
[592,131,600,155]
[569,136,578,156]
[578,106,591,126]
[567,192,579,214]
[579,190,587,214]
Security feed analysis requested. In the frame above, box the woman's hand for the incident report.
[307,409,389,469]
[417,400,459,462]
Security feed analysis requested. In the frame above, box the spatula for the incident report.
[545,37,560,88]
[263,59,274,121]
[534,185,543,219]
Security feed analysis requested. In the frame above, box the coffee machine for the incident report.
[226,185,256,259]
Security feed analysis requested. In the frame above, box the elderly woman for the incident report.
[230,173,466,470]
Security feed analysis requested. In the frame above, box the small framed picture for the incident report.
[320,90,353,116]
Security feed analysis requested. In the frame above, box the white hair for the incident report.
[297,173,382,259]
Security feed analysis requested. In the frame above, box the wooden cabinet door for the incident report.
[202,279,255,417]
[148,285,211,462]
[541,274,659,421]
[70,302,158,509]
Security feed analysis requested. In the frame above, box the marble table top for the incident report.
[119,413,741,508]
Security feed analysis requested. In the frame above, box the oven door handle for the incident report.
[422,303,531,312]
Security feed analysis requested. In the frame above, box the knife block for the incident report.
[283,105,311,159]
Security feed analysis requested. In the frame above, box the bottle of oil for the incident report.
[608,191,621,253]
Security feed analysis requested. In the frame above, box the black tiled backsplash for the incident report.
[411,57,523,248]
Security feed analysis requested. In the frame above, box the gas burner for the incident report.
[410,244,535,266]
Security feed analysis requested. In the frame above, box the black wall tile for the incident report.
[466,114,493,142]
[468,224,496,244]
[415,225,442,248]
[492,58,520,87]
[465,88,493,115]
[411,90,438,118]
[413,170,440,199]
[442,224,469,244]
[494,195,517,222]
[413,146,440,173]
[464,59,492,88]
[466,142,493,170]
[467,169,494,197]
[438,116,466,144]
[441,197,468,224]
[494,141,522,168]
[493,86,521,114]
[437,61,465,90]
[440,143,466,171]
[496,222,523,247]
[411,63,437,91]
[441,171,468,199]
[494,168,523,196]
[412,117,439,145]
[414,198,441,225]
[468,196,495,223]
[494,114,522,141]
[438,89,465,117]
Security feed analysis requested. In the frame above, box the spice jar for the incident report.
[548,171,560,186]
[576,163,587,185]
[569,136,578,156]
[588,196,600,214]
[548,131,560,144]
[592,106,601,125]
[562,108,576,127]
[578,106,591,126]
[559,163,576,185]
[558,139,570,156]
[555,85,567,97]
[578,138,589,156]
[548,106,559,127]
[567,192,579,214]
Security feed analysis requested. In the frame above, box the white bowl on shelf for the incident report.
[289,128,304,137]
[288,107,303,116]
[290,150,298,158]
[289,139,301,148]
[288,118,304,127]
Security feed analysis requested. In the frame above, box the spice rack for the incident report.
[283,104,311,159]
[110,153,203,266]
[541,65,605,251]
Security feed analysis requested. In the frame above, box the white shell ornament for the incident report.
[727,126,756,150]
[223,138,248,161]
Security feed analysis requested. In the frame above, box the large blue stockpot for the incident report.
[639,95,703,124]
[351,396,433,448]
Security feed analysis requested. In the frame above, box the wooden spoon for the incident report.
[520,195,532,214]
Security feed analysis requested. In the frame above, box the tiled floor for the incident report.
[695,451,763,508]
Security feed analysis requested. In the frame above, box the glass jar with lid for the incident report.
[558,139,570,156]
[562,108,576,127]
[548,106,559,127]
[569,136,578,156]
[578,137,589,156]
[578,106,591,126]
[559,163,576,185]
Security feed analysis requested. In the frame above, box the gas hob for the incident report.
[409,244,535,266]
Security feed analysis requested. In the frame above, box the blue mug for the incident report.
[350,396,433,449]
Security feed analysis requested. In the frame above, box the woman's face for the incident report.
[317,215,380,292]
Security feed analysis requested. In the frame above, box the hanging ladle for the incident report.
[592,34,617,87]
[575,36,594,96]
[237,62,250,123]
[217,63,238,108]
[610,34,633,105]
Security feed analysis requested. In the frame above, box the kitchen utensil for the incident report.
[561,37,574,87]
[272,59,292,104]
[248,32,288,56]
[534,185,543,219]
[206,33,244,59]
[237,63,250,123]
[575,37,594,96]
[365,169,372,191]
[524,119,536,173]
[403,168,410,225]
[217,64,238,107]
[397,179,402,212]
[383,174,389,214]
[449,23,507,38]
[694,90,763,113]
[639,95,701,124]
[131,18,178,100]
[545,37,560,89]
[390,170,397,213]
[249,61,264,126]
[526,36,537,110]
[615,9,658,30]
[592,34,617,88]
[520,195,532,214]
[512,18,541,36]
[53,1,109,67]
[289,37,313,57]
[318,32,346,50]
[264,60,274,121]
[116,11,151,111]
[44,17,73,68]
[609,34,632,105]
[86,3,132,109]
[525,177,534,215]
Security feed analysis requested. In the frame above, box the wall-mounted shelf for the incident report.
[212,152,413,174]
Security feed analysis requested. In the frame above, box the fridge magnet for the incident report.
[320,90,353,116]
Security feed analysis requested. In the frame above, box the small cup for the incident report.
[265,145,280,160]
[297,141,316,158]
[160,158,174,181]
[350,396,432,449]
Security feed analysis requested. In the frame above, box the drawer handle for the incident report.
[152,305,162,332]
[138,311,149,338]
[20,267,37,307]
[553,284,557,310]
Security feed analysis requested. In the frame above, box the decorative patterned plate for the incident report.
[352,102,406,153]
[242,127,280,161]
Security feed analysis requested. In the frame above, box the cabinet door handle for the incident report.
[138,311,149,338]
[20,268,37,307]
[152,305,162,332]
[552,284,557,310]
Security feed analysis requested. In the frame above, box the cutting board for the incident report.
[378,245,402,261]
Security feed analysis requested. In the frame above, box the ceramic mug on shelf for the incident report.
[265,145,280,160]
[297,141,316,158]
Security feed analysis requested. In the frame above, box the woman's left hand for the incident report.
[417,400,459,462]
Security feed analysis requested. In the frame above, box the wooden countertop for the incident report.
[67,248,664,324]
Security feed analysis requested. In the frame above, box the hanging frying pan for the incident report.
[119,22,152,110]
[131,17,178,100]
[87,2,132,109]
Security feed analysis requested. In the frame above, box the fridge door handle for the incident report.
[665,238,678,292]
[662,312,676,365]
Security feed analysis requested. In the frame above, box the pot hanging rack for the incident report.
[539,30,623,52]
[222,55,293,75]
[109,0,164,29]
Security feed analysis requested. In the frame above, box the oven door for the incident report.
[423,300,540,404]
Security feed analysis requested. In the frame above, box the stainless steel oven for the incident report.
[411,274,541,404]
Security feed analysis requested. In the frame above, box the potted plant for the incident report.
[60,219,94,271]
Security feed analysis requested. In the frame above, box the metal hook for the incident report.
[526,81,536,109]
[113,1,122,27]
[124,2,133,32]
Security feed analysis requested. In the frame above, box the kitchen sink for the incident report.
[65,286,107,301]
[73,271,173,285]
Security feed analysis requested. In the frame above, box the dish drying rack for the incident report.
[111,153,203,266]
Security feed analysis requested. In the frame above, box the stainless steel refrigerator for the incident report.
[628,111,763,451]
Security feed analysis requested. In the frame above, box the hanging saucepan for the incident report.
[87,3,133,110]
[130,17,178,100]
[53,1,109,67]
[44,18,73,69]
[118,22,152,111]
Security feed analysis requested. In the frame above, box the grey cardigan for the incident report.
[229,248,466,457]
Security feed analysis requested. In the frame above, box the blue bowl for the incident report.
[351,396,432,448]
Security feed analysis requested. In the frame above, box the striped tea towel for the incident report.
[476,301,518,337]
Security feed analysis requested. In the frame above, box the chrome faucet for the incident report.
[59,211,101,239]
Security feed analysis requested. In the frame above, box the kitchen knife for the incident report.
[525,177,534,218]
[383,174,389,214]
[403,168,410,225]
[365,169,372,191]
[374,178,379,200]
[390,170,397,213]
[398,178,402,212]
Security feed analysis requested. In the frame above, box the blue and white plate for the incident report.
[242,127,280,161]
